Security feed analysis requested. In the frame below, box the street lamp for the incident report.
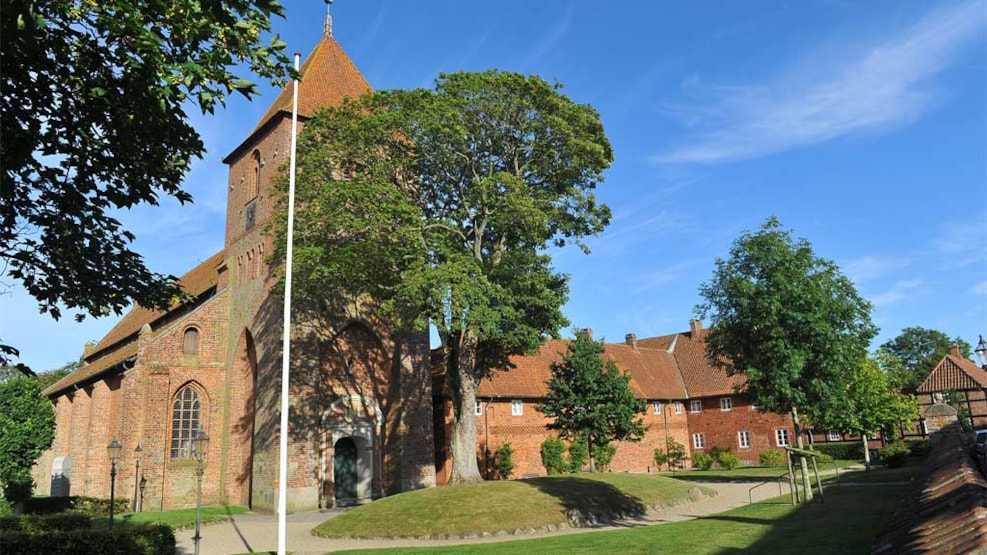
[975,335,987,369]
[132,444,142,512]
[138,475,147,513]
[192,430,210,555]
[107,438,122,527]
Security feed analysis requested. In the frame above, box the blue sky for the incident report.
[3,0,985,372]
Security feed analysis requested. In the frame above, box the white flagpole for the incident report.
[278,51,301,555]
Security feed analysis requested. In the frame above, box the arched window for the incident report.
[171,386,202,459]
[183,327,199,356]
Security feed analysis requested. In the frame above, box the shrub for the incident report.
[879,442,911,468]
[71,496,130,518]
[540,436,566,475]
[22,496,74,515]
[665,438,687,470]
[759,449,785,467]
[904,438,931,458]
[567,440,588,473]
[691,452,714,470]
[593,443,617,471]
[716,452,740,470]
[813,441,864,461]
[493,442,516,479]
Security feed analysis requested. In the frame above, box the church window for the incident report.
[251,150,261,199]
[183,327,199,356]
[171,386,202,459]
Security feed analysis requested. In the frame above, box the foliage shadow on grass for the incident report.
[522,476,647,523]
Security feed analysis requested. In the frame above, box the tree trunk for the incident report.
[446,329,484,485]
[862,435,871,471]
[791,406,814,502]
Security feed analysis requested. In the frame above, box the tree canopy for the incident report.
[695,217,876,500]
[879,327,972,390]
[538,330,646,472]
[0,377,55,508]
[275,70,613,484]
[811,353,919,470]
[1,0,292,366]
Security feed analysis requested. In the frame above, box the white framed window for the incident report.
[653,401,662,415]
[674,401,683,414]
[738,430,751,449]
[828,430,840,442]
[689,400,702,413]
[511,399,523,416]
[750,403,758,412]
[775,429,790,447]
[474,400,483,416]
[693,433,705,449]
[719,397,733,411]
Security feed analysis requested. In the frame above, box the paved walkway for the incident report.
[174,479,792,555]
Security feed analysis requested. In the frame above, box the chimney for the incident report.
[949,344,961,357]
[83,341,94,357]
[690,319,702,336]
[625,333,637,350]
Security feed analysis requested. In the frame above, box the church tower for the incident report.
[219,14,435,511]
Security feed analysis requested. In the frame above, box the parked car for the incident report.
[973,430,987,472]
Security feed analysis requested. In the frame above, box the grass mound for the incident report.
[314,474,710,539]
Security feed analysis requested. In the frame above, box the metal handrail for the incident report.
[749,472,788,504]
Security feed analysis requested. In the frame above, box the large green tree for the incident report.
[0,377,55,510]
[880,327,972,390]
[695,217,877,501]
[1,0,292,366]
[275,70,613,484]
[538,330,646,472]
[811,354,919,470]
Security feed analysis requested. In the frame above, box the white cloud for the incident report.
[869,279,923,308]
[633,261,696,293]
[970,281,987,296]
[654,0,984,164]
[843,255,910,284]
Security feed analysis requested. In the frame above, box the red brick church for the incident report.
[32,19,916,511]
[32,25,436,512]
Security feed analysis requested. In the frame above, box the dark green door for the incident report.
[334,437,358,500]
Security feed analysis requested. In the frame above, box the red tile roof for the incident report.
[252,36,371,134]
[916,354,987,392]
[638,329,744,398]
[43,251,226,397]
[478,339,688,400]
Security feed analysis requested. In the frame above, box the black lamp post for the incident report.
[975,335,987,369]
[192,430,210,555]
[132,444,142,512]
[107,438,122,527]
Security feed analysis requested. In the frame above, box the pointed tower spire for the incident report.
[324,0,333,37]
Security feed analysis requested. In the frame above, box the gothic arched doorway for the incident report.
[333,437,358,501]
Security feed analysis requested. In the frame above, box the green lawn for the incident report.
[331,483,905,555]
[92,505,249,529]
[314,474,711,539]
[663,459,860,483]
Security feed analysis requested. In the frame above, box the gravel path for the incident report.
[174,479,790,554]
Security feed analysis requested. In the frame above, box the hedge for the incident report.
[0,522,173,555]
[812,441,864,460]
[22,495,129,517]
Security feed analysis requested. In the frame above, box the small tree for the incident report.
[0,378,55,510]
[493,443,516,479]
[538,330,647,472]
[812,354,920,470]
[696,217,877,501]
